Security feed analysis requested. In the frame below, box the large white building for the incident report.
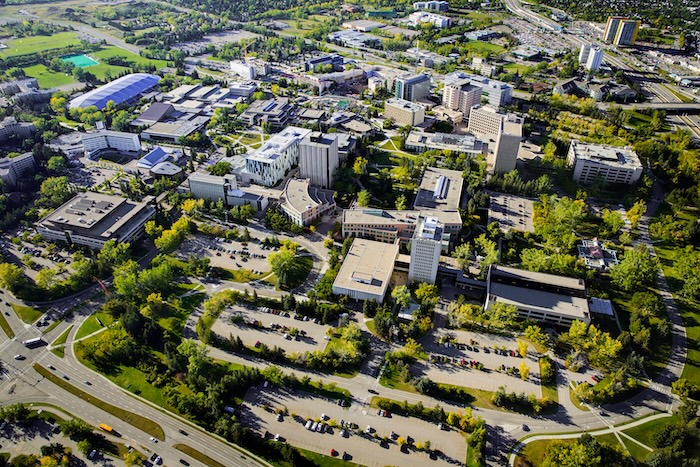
[280,178,336,226]
[468,106,523,174]
[230,61,257,80]
[406,11,452,28]
[443,72,512,108]
[408,216,445,284]
[245,126,312,187]
[442,81,482,120]
[413,1,448,11]
[0,152,36,188]
[384,98,426,126]
[579,43,604,71]
[82,129,141,155]
[36,192,155,249]
[567,140,643,185]
[332,238,399,303]
[298,132,339,189]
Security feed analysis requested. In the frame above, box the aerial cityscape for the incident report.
[0,0,698,465]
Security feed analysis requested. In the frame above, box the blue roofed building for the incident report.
[137,146,169,169]
[69,73,160,110]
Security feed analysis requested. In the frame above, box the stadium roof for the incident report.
[69,73,160,110]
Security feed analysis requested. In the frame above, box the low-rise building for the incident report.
[567,140,643,185]
[414,167,464,212]
[332,238,399,303]
[342,208,462,244]
[245,126,312,187]
[406,11,452,28]
[304,54,344,72]
[0,152,36,188]
[187,172,268,211]
[279,178,336,226]
[578,238,619,269]
[230,61,257,80]
[137,147,170,169]
[327,30,381,49]
[36,192,156,249]
[342,20,385,32]
[0,116,35,142]
[149,161,183,179]
[413,1,448,11]
[485,265,591,327]
[384,98,425,126]
[405,131,486,157]
[240,98,294,130]
[82,128,141,155]
[443,72,513,108]
[140,116,210,143]
[488,193,535,233]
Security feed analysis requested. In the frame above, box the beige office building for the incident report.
[468,106,523,174]
[384,98,425,126]
[332,238,399,303]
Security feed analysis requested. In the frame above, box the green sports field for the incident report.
[0,31,81,57]
[22,64,76,88]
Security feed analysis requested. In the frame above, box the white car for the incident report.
[149,437,158,443]
[13,355,24,360]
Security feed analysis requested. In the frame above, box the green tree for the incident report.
[39,177,72,207]
[626,200,646,229]
[519,361,530,380]
[452,242,471,271]
[395,193,407,210]
[533,195,587,250]
[208,161,232,176]
[47,156,66,173]
[601,209,624,236]
[0,262,24,292]
[267,241,300,289]
[392,285,411,309]
[610,245,659,291]
[676,246,700,298]
[357,190,371,207]
[414,283,438,306]
[353,157,368,177]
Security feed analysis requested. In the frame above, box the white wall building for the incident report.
[245,126,312,187]
[413,1,449,11]
[280,178,336,226]
[230,61,257,80]
[408,216,445,284]
[298,132,339,189]
[579,43,603,71]
[0,116,35,141]
[332,238,399,303]
[567,140,643,185]
[407,11,452,28]
[0,152,36,187]
[82,130,141,154]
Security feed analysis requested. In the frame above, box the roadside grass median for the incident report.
[50,325,73,358]
[33,363,165,440]
[75,312,114,340]
[0,311,14,338]
[11,303,44,324]
[173,444,226,467]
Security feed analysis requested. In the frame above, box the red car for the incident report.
[330,449,338,457]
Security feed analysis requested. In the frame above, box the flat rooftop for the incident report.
[282,178,334,215]
[333,238,399,296]
[489,265,589,320]
[413,167,464,211]
[488,193,535,233]
[571,140,642,168]
[37,192,154,241]
[343,208,462,228]
[386,98,425,112]
[247,126,312,163]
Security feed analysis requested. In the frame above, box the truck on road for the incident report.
[99,423,113,433]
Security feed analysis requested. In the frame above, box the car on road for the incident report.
[149,437,158,443]
[13,354,24,360]
[88,450,97,459]
[84,381,91,386]
[178,429,188,436]
[330,449,338,457]
[62,374,69,380]
[274,433,281,441]
[154,456,162,465]
[179,460,190,466]
[276,413,283,422]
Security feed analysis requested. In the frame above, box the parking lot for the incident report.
[0,229,75,282]
[177,234,272,277]
[243,386,467,467]
[416,329,543,396]
[212,304,331,354]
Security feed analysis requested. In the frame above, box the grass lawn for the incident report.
[464,40,505,56]
[620,436,652,463]
[653,237,700,386]
[11,303,44,324]
[21,64,76,89]
[365,319,378,337]
[157,285,205,337]
[622,414,677,448]
[238,132,269,146]
[75,312,114,340]
[216,267,265,283]
[569,386,590,411]
[297,447,359,466]
[504,62,532,74]
[0,310,15,339]
[280,14,332,37]
[75,336,191,412]
[85,46,169,80]
[538,364,558,406]
[34,363,165,440]
[173,444,226,467]
[50,325,73,358]
[515,439,576,466]
[0,31,81,57]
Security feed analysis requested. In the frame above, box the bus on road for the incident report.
[22,337,43,348]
